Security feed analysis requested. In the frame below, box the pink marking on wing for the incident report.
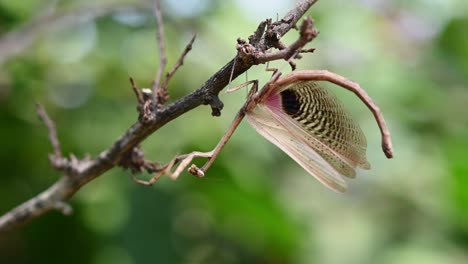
[264,92,281,113]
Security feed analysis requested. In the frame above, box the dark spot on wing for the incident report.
[281,89,300,116]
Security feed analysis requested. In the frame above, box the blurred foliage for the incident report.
[1,0,468,263]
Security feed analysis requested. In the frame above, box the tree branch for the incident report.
[0,0,320,234]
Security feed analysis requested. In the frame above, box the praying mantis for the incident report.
[133,69,394,192]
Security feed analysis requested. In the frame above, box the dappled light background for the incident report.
[1,0,468,263]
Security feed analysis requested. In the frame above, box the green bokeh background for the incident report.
[1,0,468,263]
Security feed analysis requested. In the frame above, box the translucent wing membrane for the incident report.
[246,105,347,192]
[247,80,370,192]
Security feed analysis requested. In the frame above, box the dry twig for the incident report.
[129,77,144,105]
[36,103,62,158]
[152,0,168,104]
[161,34,197,92]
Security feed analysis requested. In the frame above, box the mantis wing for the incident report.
[246,103,348,192]
[246,80,370,192]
